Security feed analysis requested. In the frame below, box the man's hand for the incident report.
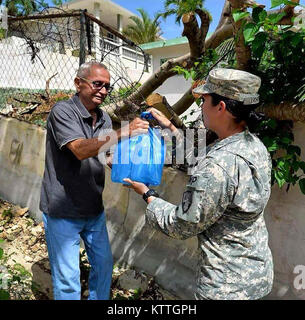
[106,153,113,169]
[120,117,150,138]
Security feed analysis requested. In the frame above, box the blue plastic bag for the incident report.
[111,127,165,186]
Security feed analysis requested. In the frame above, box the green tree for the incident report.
[122,8,162,45]
[0,0,39,16]
[0,0,66,16]
[161,0,210,24]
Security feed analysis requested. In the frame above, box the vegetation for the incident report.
[1,0,305,195]
[241,3,305,194]
[171,0,305,194]
[0,0,67,16]
[161,0,211,24]
[122,8,162,44]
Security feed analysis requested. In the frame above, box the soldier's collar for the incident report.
[210,129,250,152]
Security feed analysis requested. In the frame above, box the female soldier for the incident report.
[123,68,274,300]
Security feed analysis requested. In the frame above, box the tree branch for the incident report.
[181,10,210,59]
[258,101,305,122]
[146,93,186,129]
[268,0,300,25]
[104,1,234,121]
[45,73,58,102]
[123,53,192,105]
[205,23,234,49]
[215,0,232,31]
[227,0,252,71]
[172,88,195,115]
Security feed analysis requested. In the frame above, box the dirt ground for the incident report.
[0,197,179,300]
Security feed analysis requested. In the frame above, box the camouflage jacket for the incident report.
[146,130,274,300]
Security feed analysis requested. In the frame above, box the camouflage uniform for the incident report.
[146,68,274,300]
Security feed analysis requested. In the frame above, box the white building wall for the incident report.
[0,36,151,92]
[147,43,201,124]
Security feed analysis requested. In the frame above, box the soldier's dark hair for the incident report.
[209,93,265,132]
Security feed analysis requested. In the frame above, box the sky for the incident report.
[44,0,305,39]
[111,0,305,39]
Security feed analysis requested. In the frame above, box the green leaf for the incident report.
[190,70,197,80]
[232,9,250,22]
[283,0,300,6]
[291,161,300,172]
[277,159,289,171]
[281,136,292,145]
[270,0,286,9]
[299,179,305,195]
[275,171,286,188]
[268,12,287,24]
[291,33,302,47]
[262,136,280,152]
[0,247,3,260]
[252,7,266,24]
[299,161,305,173]
[267,119,278,129]
[252,32,267,58]
[243,23,260,43]
[0,289,10,300]
[195,98,201,106]
[264,138,280,152]
[288,145,301,156]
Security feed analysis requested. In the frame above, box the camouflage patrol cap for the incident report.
[192,68,261,105]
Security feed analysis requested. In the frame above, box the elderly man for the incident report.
[40,61,149,300]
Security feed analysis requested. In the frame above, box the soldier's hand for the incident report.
[147,108,177,133]
[147,108,171,128]
[123,178,149,195]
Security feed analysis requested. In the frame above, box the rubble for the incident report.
[0,198,180,300]
[117,269,149,293]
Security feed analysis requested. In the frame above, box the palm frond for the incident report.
[215,38,236,63]
[122,8,162,44]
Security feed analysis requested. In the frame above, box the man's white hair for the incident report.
[76,60,108,78]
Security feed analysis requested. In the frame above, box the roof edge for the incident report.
[140,36,189,50]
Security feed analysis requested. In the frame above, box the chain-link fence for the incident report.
[0,7,151,123]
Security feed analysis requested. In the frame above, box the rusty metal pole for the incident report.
[79,10,86,66]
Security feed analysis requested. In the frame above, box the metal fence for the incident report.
[0,8,151,122]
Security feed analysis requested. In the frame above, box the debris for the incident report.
[17,103,39,115]
[30,225,43,237]
[24,255,33,263]
[28,236,38,246]
[0,104,14,115]
[117,269,149,293]
[0,197,179,300]
[13,206,29,217]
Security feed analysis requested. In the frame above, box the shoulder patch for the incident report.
[182,191,193,214]
[188,176,198,184]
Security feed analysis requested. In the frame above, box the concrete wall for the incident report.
[0,115,197,299]
[264,121,305,300]
[1,115,305,300]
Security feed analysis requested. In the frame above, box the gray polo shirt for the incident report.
[39,94,113,219]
